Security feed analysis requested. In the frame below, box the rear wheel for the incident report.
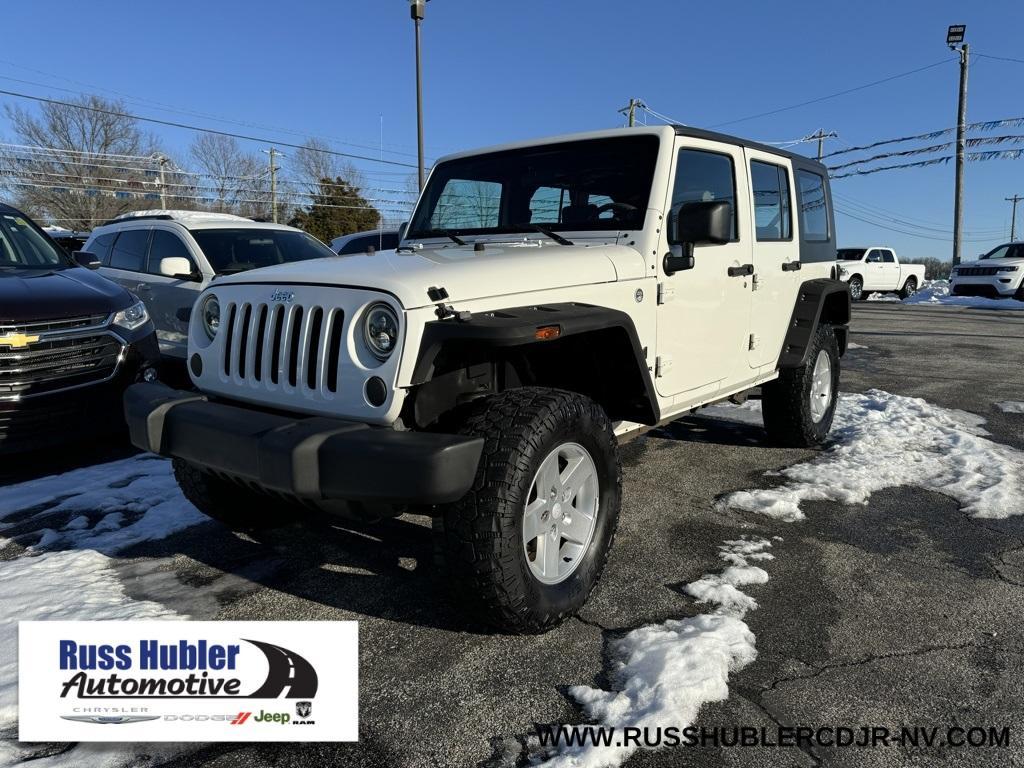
[173,459,295,531]
[762,324,840,447]
[900,276,918,299]
[848,276,864,301]
[433,388,621,633]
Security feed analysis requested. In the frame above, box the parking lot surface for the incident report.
[3,301,1023,768]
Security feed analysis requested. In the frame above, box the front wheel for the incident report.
[900,276,918,299]
[433,388,622,633]
[761,324,840,447]
[848,276,864,301]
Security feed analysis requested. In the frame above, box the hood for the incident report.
[957,256,1024,269]
[212,242,646,308]
[0,266,133,323]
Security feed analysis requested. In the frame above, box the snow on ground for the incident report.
[846,342,868,350]
[867,280,1024,310]
[721,390,1024,522]
[0,455,204,766]
[996,401,1024,414]
[537,539,773,768]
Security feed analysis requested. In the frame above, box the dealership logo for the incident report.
[58,639,318,700]
[269,290,295,303]
[0,332,40,349]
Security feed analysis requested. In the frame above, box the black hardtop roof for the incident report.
[672,125,829,173]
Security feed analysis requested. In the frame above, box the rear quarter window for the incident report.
[796,169,829,242]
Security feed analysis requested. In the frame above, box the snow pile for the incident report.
[904,279,1024,309]
[996,401,1024,414]
[697,399,764,427]
[721,390,1024,521]
[0,455,204,755]
[538,539,772,768]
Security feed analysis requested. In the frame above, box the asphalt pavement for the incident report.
[7,301,1024,768]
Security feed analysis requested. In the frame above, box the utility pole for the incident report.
[808,129,837,161]
[947,25,969,265]
[618,98,645,127]
[409,0,428,190]
[155,154,168,208]
[262,147,281,223]
[1007,194,1023,240]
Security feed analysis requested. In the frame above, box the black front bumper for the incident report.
[124,382,484,505]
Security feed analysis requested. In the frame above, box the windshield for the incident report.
[408,136,660,240]
[190,228,336,274]
[837,248,866,261]
[980,244,1023,260]
[0,212,71,270]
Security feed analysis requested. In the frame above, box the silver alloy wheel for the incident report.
[849,279,863,300]
[809,349,833,423]
[905,279,917,296]
[522,441,600,585]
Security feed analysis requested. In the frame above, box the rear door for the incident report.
[745,150,801,368]
[655,137,753,399]
[881,250,900,289]
[142,228,206,359]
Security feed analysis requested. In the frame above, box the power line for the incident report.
[835,207,999,243]
[821,116,1024,159]
[975,52,1024,66]
[0,86,421,169]
[710,59,953,128]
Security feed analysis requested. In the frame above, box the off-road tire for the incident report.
[173,458,292,531]
[848,276,864,301]
[433,388,621,633]
[900,276,918,300]
[761,324,840,448]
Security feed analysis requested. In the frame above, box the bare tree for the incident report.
[1,95,166,228]
[189,133,270,217]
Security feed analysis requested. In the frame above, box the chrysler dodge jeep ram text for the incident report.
[125,126,851,632]
[0,203,159,453]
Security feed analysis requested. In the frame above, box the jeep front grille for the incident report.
[221,301,346,394]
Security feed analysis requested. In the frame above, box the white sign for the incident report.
[18,621,358,742]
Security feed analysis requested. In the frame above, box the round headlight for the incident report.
[201,295,221,340]
[363,303,399,360]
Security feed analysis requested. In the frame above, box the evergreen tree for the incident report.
[289,176,379,243]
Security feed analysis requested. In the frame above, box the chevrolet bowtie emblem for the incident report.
[0,332,40,349]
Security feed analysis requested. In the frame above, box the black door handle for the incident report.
[728,264,754,277]
[781,261,802,271]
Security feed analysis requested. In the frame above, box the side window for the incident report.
[108,229,150,272]
[796,169,829,242]
[750,160,792,241]
[672,149,737,240]
[88,232,117,265]
[431,179,501,230]
[882,250,896,263]
[147,230,194,274]
[866,249,883,263]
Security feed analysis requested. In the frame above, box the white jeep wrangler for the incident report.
[125,126,850,632]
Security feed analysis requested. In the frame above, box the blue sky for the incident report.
[3,0,1023,259]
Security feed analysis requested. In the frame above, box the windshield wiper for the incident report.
[436,229,466,246]
[516,223,574,246]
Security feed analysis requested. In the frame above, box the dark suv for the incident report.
[0,204,160,453]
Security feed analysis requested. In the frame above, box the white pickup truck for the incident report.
[836,246,926,300]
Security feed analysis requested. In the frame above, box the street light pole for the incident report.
[947,25,969,266]
[410,0,428,191]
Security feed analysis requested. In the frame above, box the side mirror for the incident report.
[664,201,732,275]
[72,251,101,270]
[397,221,409,243]
[159,257,199,281]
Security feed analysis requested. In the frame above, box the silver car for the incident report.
[85,210,337,363]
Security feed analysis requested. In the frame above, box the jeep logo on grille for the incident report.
[270,290,295,303]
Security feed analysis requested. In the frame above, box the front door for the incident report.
[143,229,205,359]
[655,138,753,399]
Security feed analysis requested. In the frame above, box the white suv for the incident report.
[950,242,1024,300]
[84,211,336,362]
[124,126,851,632]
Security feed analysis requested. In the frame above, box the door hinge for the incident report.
[748,334,760,351]
[655,355,673,377]
[657,283,674,304]
[751,273,760,291]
